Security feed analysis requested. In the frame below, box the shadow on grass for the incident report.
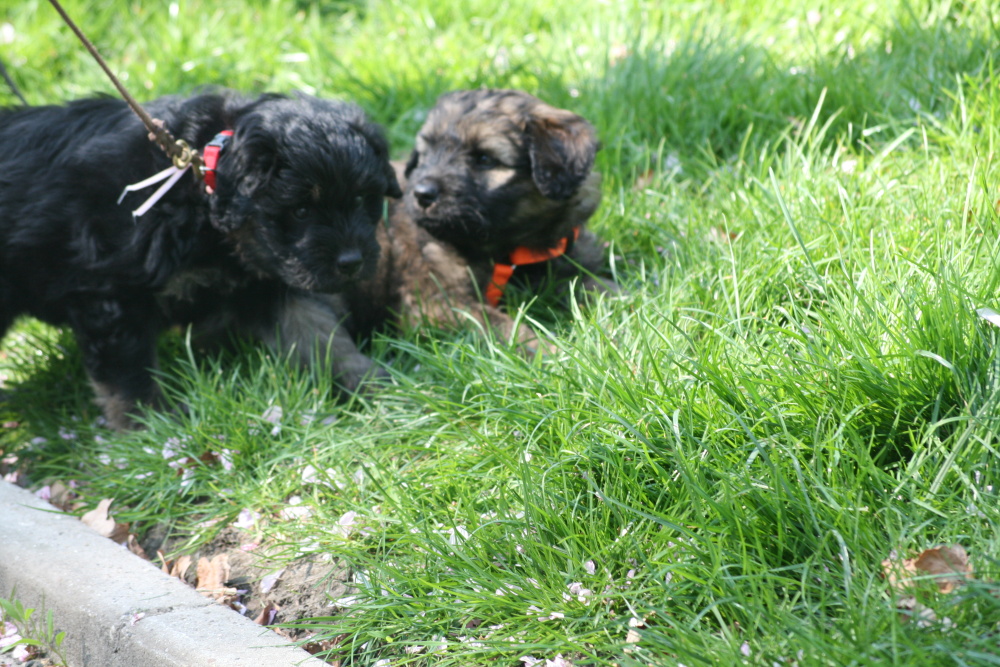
[543,3,998,175]
[0,322,98,475]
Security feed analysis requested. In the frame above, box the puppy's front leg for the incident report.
[263,291,385,393]
[400,288,547,356]
[480,303,553,357]
[568,230,622,297]
[395,238,548,355]
[68,298,163,430]
[580,275,621,296]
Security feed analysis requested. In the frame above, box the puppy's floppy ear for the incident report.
[210,116,278,232]
[404,149,420,179]
[227,118,279,195]
[357,119,403,199]
[525,105,599,201]
[385,165,403,199]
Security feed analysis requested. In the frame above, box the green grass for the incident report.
[0,592,68,665]
[3,0,1000,664]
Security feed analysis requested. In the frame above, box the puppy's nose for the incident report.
[336,249,364,278]
[413,180,439,209]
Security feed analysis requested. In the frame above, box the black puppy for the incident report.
[0,91,400,428]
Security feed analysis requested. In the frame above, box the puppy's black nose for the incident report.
[413,181,439,209]
[336,249,364,278]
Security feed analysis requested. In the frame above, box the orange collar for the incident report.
[485,227,580,307]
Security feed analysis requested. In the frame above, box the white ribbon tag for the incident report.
[117,164,191,219]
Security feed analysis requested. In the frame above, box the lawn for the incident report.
[2,0,1000,664]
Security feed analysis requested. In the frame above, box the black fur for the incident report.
[0,90,400,428]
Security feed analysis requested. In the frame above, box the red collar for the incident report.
[485,227,580,307]
[201,130,233,192]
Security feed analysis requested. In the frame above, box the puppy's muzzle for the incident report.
[335,248,365,279]
[412,179,440,210]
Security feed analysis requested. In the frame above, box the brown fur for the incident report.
[330,89,617,369]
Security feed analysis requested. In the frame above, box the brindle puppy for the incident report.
[335,88,617,360]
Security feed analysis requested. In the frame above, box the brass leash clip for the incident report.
[171,139,202,177]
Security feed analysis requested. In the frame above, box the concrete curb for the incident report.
[0,480,327,666]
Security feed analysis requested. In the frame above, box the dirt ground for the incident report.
[146,525,354,657]
[0,471,354,663]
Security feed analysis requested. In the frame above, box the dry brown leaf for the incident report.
[80,498,129,544]
[196,553,239,604]
[632,170,655,192]
[48,480,78,511]
[127,534,149,560]
[301,633,346,657]
[196,553,230,591]
[253,602,279,626]
[171,451,225,478]
[913,545,973,593]
[881,545,971,627]
[882,545,973,594]
[707,226,739,244]
[881,551,915,591]
[170,554,193,581]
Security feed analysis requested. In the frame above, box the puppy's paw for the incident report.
[522,337,559,359]
[580,275,623,298]
[91,382,163,431]
[334,355,390,395]
[354,364,392,395]
[509,320,563,359]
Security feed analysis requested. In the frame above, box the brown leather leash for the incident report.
[46,0,205,176]
[0,55,27,105]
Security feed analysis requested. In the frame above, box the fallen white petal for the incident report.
[262,405,283,424]
[233,508,260,529]
[260,568,286,594]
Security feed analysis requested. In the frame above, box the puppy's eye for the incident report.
[293,207,309,220]
[472,152,499,169]
[353,195,364,208]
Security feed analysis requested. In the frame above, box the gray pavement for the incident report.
[0,480,327,666]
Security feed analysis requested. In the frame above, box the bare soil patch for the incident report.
[152,526,352,647]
